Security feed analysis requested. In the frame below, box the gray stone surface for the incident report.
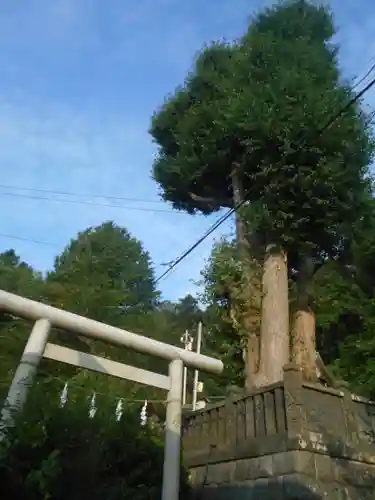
[188,451,375,498]
[184,368,375,499]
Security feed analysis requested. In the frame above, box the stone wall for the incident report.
[183,364,375,499]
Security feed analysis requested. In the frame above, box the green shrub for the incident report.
[0,383,190,500]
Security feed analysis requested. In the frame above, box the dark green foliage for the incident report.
[47,221,158,320]
[200,239,259,386]
[151,0,375,390]
[0,250,42,295]
[0,383,190,500]
[249,0,335,42]
[43,221,167,383]
[239,2,373,255]
[0,222,219,498]
[157,294,203,336]
[202,305,245,388]
[150,0,374,259]
[150,41,240,214]
[0,250,46,391]
[316,196,375,396]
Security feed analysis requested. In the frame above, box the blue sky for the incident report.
[0,0,374,301]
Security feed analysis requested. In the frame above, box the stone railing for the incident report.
[183,379,287,466]
[183,364,375,498]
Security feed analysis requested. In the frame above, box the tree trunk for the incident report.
[231,167,250,261]
[231,167,261,389]
[257,244,290,386]
[292,253,317,381]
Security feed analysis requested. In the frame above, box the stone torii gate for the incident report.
[0,289,223,500]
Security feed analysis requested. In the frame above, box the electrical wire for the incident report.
[0,232,173,271]
[155,75,375,284]
[0,190,185,214]
[3,51,375,207]
[3,63,375,271]
[155,211,234,284]
[0,183,167,205]
[0,232,56,247]
[352,57,375,93]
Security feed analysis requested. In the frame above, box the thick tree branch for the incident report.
[189,192,233,208]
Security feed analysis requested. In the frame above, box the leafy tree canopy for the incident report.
[47,221,158,322]
[151,0,374,259]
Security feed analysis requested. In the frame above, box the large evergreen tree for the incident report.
[44,220,165,396]
[150,0,374,385]
[47,221,158,320]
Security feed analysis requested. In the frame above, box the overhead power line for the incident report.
[0,190,185,214]
[0,232,56,247]
[4,54,375,260]
[0,183,166,205]
[3,57,375,271]
[352,57,375,93]
[155,75,375,284]
[155,212,233,284]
